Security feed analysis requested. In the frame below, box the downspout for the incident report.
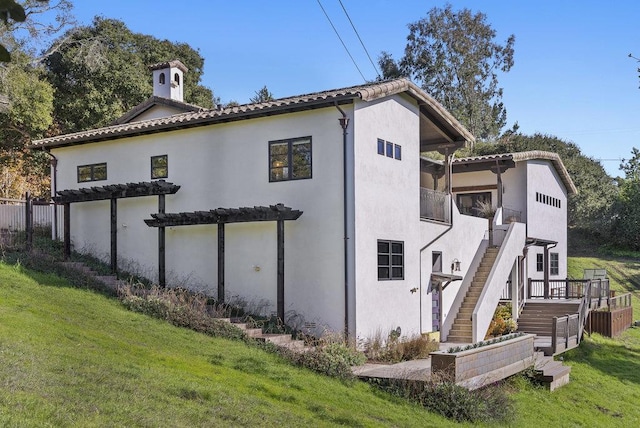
[42,148,59,240]
[419,150,455,332]
[335,102,350,338]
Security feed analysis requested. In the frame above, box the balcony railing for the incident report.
[420,188,450,223]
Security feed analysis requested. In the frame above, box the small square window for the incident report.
[394,144,402,160]
[151,155,168,179]
[386,141,393,158]
[377,139,385,155]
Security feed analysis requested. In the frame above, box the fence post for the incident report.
[25,192,32,251]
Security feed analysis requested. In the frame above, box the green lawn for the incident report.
[0,262,457,427]
[3,256,640,427]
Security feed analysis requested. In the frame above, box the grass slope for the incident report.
[0,263,456,427]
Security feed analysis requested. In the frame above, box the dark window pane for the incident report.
[378,267,390,279]
[392,254,403,265]
[78,166,91,182]
[93,164,107,180]
[394,144,402,160]
[378,255,389,265]
[391,267,404,279]
[386,141,393,157]
[391,242,403,253]
[378,241,389,253]
[377,139,384,155]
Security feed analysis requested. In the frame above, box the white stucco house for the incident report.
[31,61,576,344]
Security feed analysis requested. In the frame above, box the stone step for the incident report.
[447,335,472,343]
[255,333,295,345]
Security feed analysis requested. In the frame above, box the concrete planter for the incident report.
[431,334,536,390]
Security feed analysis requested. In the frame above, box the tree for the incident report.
[250,85,274,103]
[0,0,73,62]
[610,148,640,250]
[44,17,216,133]
[380,5,515,141]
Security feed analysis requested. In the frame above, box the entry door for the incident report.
[432,252,442,331]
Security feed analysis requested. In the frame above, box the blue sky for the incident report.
[69,1,640,177]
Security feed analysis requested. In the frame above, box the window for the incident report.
[269,137,312,181]
[536,253,544,272]
[456,192,492,217]
[159,72,165,84]
[378,240,404,280]
[386,141,393,158]
[394,144,402,160]
[550,253,559,275]
[77,163,107,183]
[432,251,442,273]
[174,73,180,85]
[377,138,402,160]
[151,155,168,179]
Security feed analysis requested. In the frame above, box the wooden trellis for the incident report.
[145,203,303,321]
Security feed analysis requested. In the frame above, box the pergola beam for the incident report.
[54,180,180,204]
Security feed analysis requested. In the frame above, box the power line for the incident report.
[316,0,367,82]
[337,0,381,79]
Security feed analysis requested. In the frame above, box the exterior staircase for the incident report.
[447,247,500,343]
[517,301,581,337]
[533,351,572,391]
[60,261,311,353]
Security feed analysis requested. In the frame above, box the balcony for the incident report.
[420,187,450,223]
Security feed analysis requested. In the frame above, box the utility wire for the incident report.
[316,0,367,82]
[338,0,381,79]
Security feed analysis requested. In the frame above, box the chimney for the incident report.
[149,60,188,102]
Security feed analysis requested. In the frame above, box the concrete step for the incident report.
[447,335,472,343]
[255,334,295,345]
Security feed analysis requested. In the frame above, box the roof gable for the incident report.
[111,96,205,125]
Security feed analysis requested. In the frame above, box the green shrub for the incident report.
[363,330,439,363]
[487,303,517,338]
[293,341,365,380]
[119,285,246,341]
[376,376,515,424]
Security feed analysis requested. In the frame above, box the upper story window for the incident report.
[159,73,165,85]
[377,138,401,160]
[378,240,404,280]
[77,163,107,183]
[269,137,312,182]
[151,155,168,179]
[536,253,544,272]
[457,192,491,217]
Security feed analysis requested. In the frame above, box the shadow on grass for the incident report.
[565,330,640,385]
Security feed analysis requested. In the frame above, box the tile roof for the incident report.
[110,96,206,125]
[452,151,578,194]
[30,78,473,149]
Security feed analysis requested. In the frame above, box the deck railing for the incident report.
[528,278,609,305]
[608,292,632,310]
[420,188,450,223]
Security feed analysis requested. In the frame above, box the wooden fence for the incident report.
[0,194,62,248]
[587,292,633,337]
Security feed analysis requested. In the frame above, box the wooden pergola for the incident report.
[54,180,181,274]
[144,204,303,321]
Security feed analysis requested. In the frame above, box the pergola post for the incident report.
[63,202,71,260]
[110,198,117,275]
[158,194,166,287]
[218,223,225,302]
[277,219,285,322]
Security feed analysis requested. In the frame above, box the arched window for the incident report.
[174,73,180,85]
[159,73,165,84]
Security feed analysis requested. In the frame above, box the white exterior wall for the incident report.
[351,94,422,339]
[421,207,487,335]
[525,160,568,280]
[52,107,351,332]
